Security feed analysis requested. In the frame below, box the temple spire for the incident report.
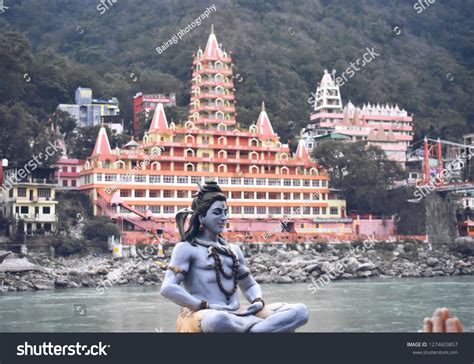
[256,101,276,139]
[204,25,221,59]
[295,139,311,166]
[148,103,169,132]
[92,126,112,160]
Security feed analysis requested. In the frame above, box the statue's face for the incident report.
[200,200,228,235]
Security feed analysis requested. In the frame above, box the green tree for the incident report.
[0,103,60,165]
[83,216,121,243]
[313,141,405,214]
[0,32,32,104]
[51,110,77,140]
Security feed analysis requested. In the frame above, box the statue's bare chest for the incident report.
[192,246,235,272]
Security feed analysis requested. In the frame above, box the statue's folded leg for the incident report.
[176,307,263,333]
[250,302,309,333]
[200,309,263,333]
[176,302,308,333]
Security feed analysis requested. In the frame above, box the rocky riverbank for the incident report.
[0,239,473,292]
[244,239,474,284]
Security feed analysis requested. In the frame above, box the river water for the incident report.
[0,276,472,332]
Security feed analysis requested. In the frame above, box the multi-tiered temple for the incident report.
[302,70,414,166]
[189,25,236,128]
[80,28,351,243]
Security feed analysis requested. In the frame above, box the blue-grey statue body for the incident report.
[160,181,309,332]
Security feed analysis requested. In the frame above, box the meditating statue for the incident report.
[160,181,309,332]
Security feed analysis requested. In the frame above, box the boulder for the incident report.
[346,258,359,274]
[254,274,273,284]
[54,279,69,288]
[395,244,405,254]
[275,276,293,284]
[33,279,54,290]
[68,281,80,288]
[357,262,376,271]
[276,250,293,260]
[427,257,439,267]
[320,262,333,273]
[421,268,434,277]
[303,263,320,273]
[144,273,159,282]
[357,271,373,278]
[82,280,93,287]
[94,267,109,275]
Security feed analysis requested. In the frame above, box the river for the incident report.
[0,276,472,332]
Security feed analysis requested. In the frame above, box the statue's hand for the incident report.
[208,303,231,311]
[240,301,264,316]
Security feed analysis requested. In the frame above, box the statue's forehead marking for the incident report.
[209,202,228,212]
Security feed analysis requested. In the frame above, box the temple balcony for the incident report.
[193,56,232,64]
[193,118,236,124]
[146,155,308,167]
[310,113,344,121]
[195,80,234,88]
[189,105,235,113]
[193,68,233,76]
[140,141,290,153]
[190,93,235,100]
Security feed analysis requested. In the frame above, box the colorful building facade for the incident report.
[0,166,58,236]
[302,70,414,166]
[133,92,176,135]
[80,28,352,243]
[55,158,85,190]
[58,87,120,127]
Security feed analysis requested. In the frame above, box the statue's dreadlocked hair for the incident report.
[175,181,227,243]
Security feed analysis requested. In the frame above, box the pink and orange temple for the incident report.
[80,27,354,244]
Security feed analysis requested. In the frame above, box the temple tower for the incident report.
[189,25,236,129]
[314,69,342,114]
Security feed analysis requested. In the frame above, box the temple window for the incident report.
[218,177,228,185]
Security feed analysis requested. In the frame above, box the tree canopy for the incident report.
[313,141,405,214]
[0,0,474,173]
[0,0,472,163]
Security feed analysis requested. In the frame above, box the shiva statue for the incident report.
[160,181,309,332]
